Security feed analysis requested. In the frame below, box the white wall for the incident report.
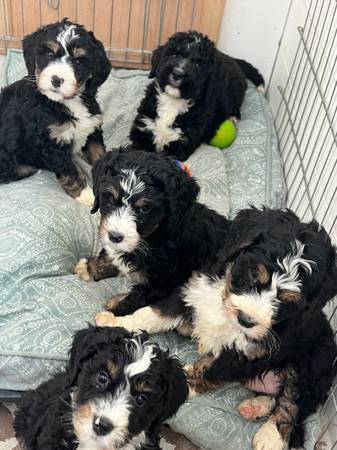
[217,0,291,84]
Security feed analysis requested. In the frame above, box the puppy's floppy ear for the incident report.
[23,29,41,75]
[86,31,111,94]
[67,326,130,384]
[149,44,165,78]
[298,221,337,310]
[149,355,188,438]
[160,356,188,419]
[91,149,122,213]
[159,158,200,229]
[225,208,265,260]
[91,156,107,213]
[204,47,246,119]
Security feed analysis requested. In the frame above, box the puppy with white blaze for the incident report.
[14,326,188,450]
[74,147,230,331]
[97,207,337,450]
[0,19,111,204]
[130,30,264,160]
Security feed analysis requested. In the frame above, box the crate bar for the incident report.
[277,85,315,218]
[280,1,329,160]
[275,0,319,142]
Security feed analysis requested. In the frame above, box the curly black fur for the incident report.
[0,19,111,197]
[14,326,188,450]
[186,208,337,449]
[75,147,230,320]
[130,31,264,160]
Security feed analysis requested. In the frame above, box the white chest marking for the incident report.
[104,246,134,277]
[49,96,102,153]
[183,273,251,356]
[140,85,191,151]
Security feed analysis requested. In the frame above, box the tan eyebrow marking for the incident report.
[107,360,120,379]
[134,381,153,393]
[73,47,87,58]
[47,41,60,53]
[106,186,119,199]
[134,197,146,207]
[279,290,301,302]
[256,263,270,284]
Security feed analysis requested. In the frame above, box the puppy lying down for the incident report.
[93,206,337,450]
[130,31,264,160]
[14,326,188,450]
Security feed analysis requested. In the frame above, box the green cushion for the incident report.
[0,51,321,450]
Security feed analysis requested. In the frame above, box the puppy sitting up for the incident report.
[0,19,111,204]
[14,326,188,450]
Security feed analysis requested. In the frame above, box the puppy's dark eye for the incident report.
[96,371,110,388]
[134,393,146,406]
[46,51,55,59]
[140,205,150,214]
[73,58,82,65]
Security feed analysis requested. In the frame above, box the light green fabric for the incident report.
[0,51,322,450]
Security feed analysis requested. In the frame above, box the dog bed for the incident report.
[0,50,319,449]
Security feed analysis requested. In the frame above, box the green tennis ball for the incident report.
[209,119,237,149]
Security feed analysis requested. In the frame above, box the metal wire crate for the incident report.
[268,0,337,447]
[0,0,336,447]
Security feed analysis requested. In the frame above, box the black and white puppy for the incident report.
[74,147,230,330]
[14,326,188,450]
[101,207,337,450]
[130,31,264,160]
[0,19,111,204]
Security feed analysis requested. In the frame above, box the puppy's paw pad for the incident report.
[253,421,285,450]
[76,187,95,208]
[96,311,117,327]
[105,294,128,312]
[238,396,275,421]
[74,258,92,281]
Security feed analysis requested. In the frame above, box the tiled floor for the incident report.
[0,402,198,450]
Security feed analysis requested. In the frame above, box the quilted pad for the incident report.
[0,51,322,450]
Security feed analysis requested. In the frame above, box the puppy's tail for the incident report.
[235,58,265,92]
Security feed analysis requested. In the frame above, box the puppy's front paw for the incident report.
[76,186,95,208]
[253,420,285,450]
[105,294,128,312]
[238,396,275,421]
[74,258,93,281]
[96,311,119,327]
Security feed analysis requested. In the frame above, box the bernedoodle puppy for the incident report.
[96,207,337,450]
[129,30,264,160]
[0,19,111,204]
[14,326,188,450]
[74,147,230,331]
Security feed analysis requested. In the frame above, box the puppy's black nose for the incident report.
[237,311,257,328]
[51,75,64,88]
[172,67,185,80]
[93,416,113,436]
[109,231,124,243]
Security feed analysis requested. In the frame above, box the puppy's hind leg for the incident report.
[253,367,299,450]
